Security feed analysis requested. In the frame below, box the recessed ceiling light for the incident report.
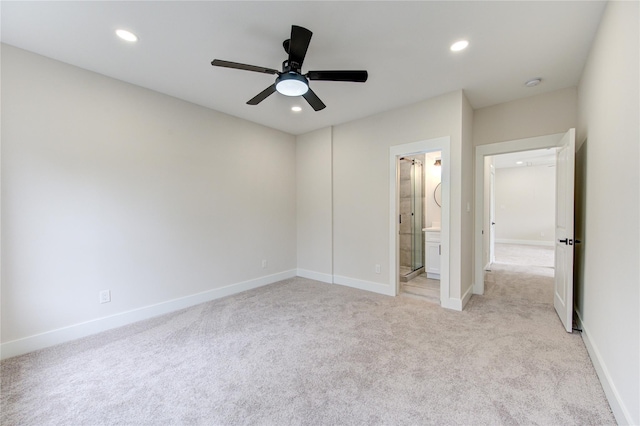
[116,29,138,42]
[525,78,542,87]
[516,161,524,165]
[450,40,469,52]
[291,106,302,112]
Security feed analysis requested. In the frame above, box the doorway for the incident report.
[484,149,557,304]
[489,149,557,265]
[389,137,450,305]
[474,130,576,332]
[398,153,443,302]
[474,133,564,294]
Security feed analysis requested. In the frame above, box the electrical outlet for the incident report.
[99,290,111,304]
[375,264,381,274]
[261,259,267,269]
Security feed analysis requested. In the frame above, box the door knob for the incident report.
[559,238,573,245]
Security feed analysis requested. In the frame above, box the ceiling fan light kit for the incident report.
[276,72,309,96]
[211,25,368,111]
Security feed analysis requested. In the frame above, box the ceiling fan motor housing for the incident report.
[281,59,301,74]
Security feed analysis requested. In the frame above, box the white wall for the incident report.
[424,152,442,228]
[460,93,474,298]
[474,89,578,289]
[1,45,297,351]
[474,87,577,146]
[296,127,333,282]
[494,165,555,245]
[331,90,472,303]
[576,1,640,424]
[294,90,474,309]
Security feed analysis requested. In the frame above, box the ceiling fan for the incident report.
[211,25,368,111]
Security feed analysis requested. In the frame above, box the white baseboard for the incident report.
[461,285,473,309]
[440,297,461,310]
[333,275,395,297]
[296,269,333,284]
[575,309,635,425]
[441,284,474,311]
[495,238,554,247]
[0,269,297,360]
[474,267,488,295]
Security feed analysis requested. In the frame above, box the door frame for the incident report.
[473,133,564,294]
[389,136,450,303]
[489,165,496,266]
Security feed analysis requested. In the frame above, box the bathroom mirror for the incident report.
[434,182,442,207]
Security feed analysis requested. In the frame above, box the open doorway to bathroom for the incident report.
[398,152,441,303]
[390,136,450,307]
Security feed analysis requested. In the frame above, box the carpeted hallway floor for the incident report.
[485,243,555,305]
[1,245,615,425]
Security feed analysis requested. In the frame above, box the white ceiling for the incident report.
[0,1,606,135]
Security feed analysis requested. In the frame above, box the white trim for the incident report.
[330,126,335,282]
[440,284,474,311]
[333,275,395,296]
[296,269,333,284]
[0,270,296,360]
[495,238,554,247]
[474,133,564,295]
[461,284,474,309]
[575,310,634,425]
[440,298,460,310]
[389,137,451,304]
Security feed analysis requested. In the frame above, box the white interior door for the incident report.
[554,128,575,332]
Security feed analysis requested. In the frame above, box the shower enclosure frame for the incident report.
[399,157,425,281]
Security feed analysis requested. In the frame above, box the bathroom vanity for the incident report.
[424,227,441,279]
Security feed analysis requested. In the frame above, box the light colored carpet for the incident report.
[494,243,555,267]
[485,262,554,305]
[1,274,614,425]
[486,243,555,305]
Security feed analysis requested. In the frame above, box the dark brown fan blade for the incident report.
[306,70,368,82]
[302,88,326,111]
[247,84,277,105]
[288,25,313,68]
[211,59,279,75]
